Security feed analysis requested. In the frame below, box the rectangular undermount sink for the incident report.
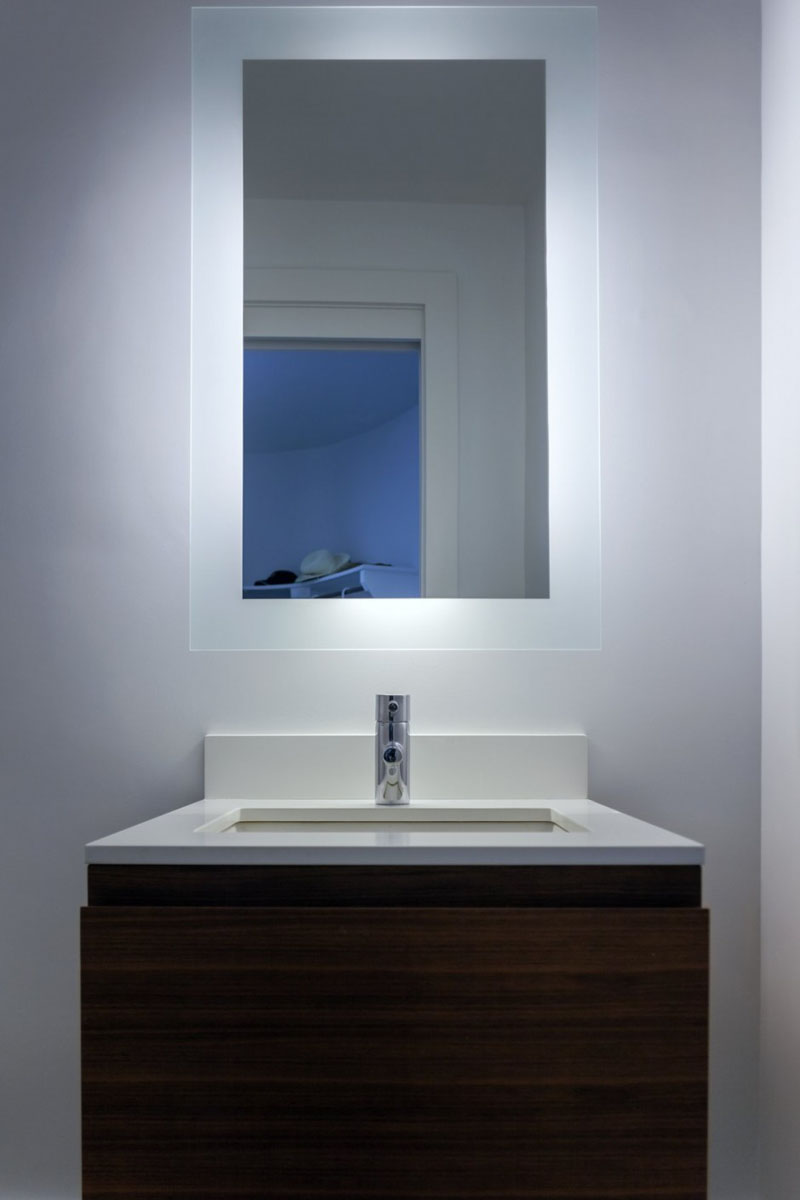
[195,805,587,834]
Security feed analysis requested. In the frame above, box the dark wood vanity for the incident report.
[81,863,708,1199]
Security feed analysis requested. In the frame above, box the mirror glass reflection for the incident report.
[242,58,549,599]
[243,341,421,597]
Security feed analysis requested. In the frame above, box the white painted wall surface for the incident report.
[0,2,760,1198]
[761,1,800,1196]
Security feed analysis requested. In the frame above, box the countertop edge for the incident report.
[85,844,705,866]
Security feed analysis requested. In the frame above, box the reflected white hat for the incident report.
[296,549,351,581]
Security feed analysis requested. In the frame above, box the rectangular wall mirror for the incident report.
[191,6,600,648]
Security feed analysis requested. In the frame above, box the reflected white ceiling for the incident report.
[243,60,546,205]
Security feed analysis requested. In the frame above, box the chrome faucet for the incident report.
[375,694,410,805]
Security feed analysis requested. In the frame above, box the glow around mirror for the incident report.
[191,6,600,650]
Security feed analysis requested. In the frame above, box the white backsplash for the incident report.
[203,733,588,819]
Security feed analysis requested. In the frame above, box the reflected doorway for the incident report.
[243,340,421,598]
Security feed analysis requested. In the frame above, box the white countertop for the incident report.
[86,799,704,866]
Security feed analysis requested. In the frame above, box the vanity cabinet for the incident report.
[81,864,708,1199]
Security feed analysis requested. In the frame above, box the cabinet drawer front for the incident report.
[82,906,708,1200]
[86,863,703,907]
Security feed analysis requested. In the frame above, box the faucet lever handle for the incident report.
[375,694,410,723]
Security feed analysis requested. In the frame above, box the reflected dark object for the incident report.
[255,569,297,585]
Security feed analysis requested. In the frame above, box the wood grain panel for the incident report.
[82,906,708,1199]
[87,863,702,908]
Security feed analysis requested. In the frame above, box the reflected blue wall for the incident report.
[243,347,420,587]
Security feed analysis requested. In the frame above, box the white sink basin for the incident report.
[194,804,587,834]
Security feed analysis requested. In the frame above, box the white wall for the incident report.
[0,2,761,1198]
[761,1,800,1196]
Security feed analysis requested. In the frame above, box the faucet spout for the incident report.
[375,694,410,805]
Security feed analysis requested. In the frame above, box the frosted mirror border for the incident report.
[190,5,600,650]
